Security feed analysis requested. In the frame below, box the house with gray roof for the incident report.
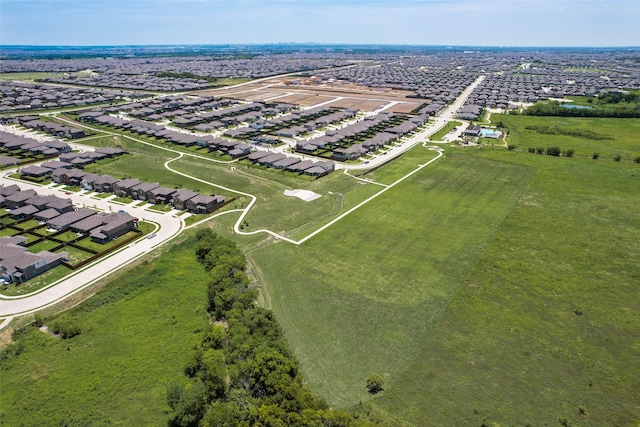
[146,186,176,205]
[20,165,52,179]
[172,189,199,210]
[88,212,136,243]
[0,238,67,283]
[47,208,96,231]
[113,178,141,198]
[131,182,160,200]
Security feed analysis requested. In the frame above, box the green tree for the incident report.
[366,374,384,394]
[167,380,207,427]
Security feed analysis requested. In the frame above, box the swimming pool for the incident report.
[480,129,502,138]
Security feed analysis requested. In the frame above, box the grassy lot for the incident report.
[92,192,112,199]
[0,72,57,81]
[27,239,61,253]
[173,155,381,240]
[374,149,640,426]
[54,231,79,242]
[498,114,640,160]
[429,120,462,141]
[0,235,210,425]
[0,227,20,237]
[248,153,535,409]
[15,219,41,230]
[64,246,95,264]
[76,231,141,252]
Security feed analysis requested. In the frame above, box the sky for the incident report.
[1,0,639,47]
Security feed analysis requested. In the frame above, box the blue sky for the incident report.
[1,0,639,46]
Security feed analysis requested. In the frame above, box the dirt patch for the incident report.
[39,325,60,338]
[387,102,423,114]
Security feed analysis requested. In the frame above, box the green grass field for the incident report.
[0,235,210,425]
[375,150,640,425]
[248,153,535,408]
[0,72,57,81]
[498,114,640,160]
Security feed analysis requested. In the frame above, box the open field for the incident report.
[497,114,640,160]
[0,235,210,426]
[375,149,640,425]
[171,155,381,238]
[329,98,390,111]
[248,153,535,408]
[0,72,57,81]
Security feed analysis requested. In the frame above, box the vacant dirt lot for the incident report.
[193,78,423,112]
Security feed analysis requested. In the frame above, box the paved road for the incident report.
[339,75,485,170]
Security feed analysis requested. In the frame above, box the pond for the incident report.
[560,103,593,110]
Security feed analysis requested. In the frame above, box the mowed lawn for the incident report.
[375,151,640,425]
[0,236,210,425]
[248,153,534,408]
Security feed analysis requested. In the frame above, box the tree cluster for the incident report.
[167,229,372,427]
[526,146,574,157]
[523,100,640,118]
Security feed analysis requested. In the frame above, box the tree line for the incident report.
[166,229,375,426]
[523,100,640,118]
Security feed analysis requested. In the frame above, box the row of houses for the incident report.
[78,114,254,157]
[296,112,427,160]
[41,168,227,213]
[0,185,136,240]
[0,130,71,160]
[16,118,87,140]
[18,147,127,180]
[0,80,147,113]
[223,107,359,143]
[246,151,335,177]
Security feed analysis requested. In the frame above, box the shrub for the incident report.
[614,154,622,162]
[592,152,600,160]
[51,320,81,339]
[546,147,561,157]
[565,149,575,157]
[528,147,535,153]
[507,144,516,151]
[634,156,640,164]
[366,373,384,394]
[536,147,545,154]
